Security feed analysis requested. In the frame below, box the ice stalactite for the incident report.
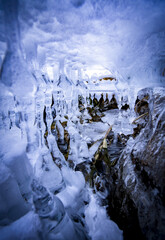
[35,85,46,148]
[34,83,65,194]
[57,74,74,115]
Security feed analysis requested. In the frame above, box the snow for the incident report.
[85,189,123,240]
[82,122,110,143]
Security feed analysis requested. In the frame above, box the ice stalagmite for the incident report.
[32,179,88,240]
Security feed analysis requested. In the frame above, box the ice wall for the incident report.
[0,0,36,98]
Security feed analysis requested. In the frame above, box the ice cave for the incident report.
[0,0,165,239]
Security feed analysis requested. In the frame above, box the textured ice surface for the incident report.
[35,147,64,194]
[0,211,41,240]
[85,189,123,240]
[0,127,32,198]
[0,162,30,225]
[67,120,89,164]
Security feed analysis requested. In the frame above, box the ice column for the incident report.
[32,180,84,240]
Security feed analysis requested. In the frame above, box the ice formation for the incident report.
[0,0,165,239]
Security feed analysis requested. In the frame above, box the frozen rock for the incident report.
[107,87,165,240]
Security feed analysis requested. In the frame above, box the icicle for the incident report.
[8,110,22,140]
[113,132,118,144]
[0,114,3,129]
[45,91,53,135]
[35,88,45,147]
[59,58,65,75]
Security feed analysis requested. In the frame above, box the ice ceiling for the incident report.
[0,1,165,239]
[0,0,165,86]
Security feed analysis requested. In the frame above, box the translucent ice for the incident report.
[35,146,65,194]
[0,0,36,100]
[0,162,30,225]
[0,126,32,199]
[32,179,87,240]
[0,211,41,240]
